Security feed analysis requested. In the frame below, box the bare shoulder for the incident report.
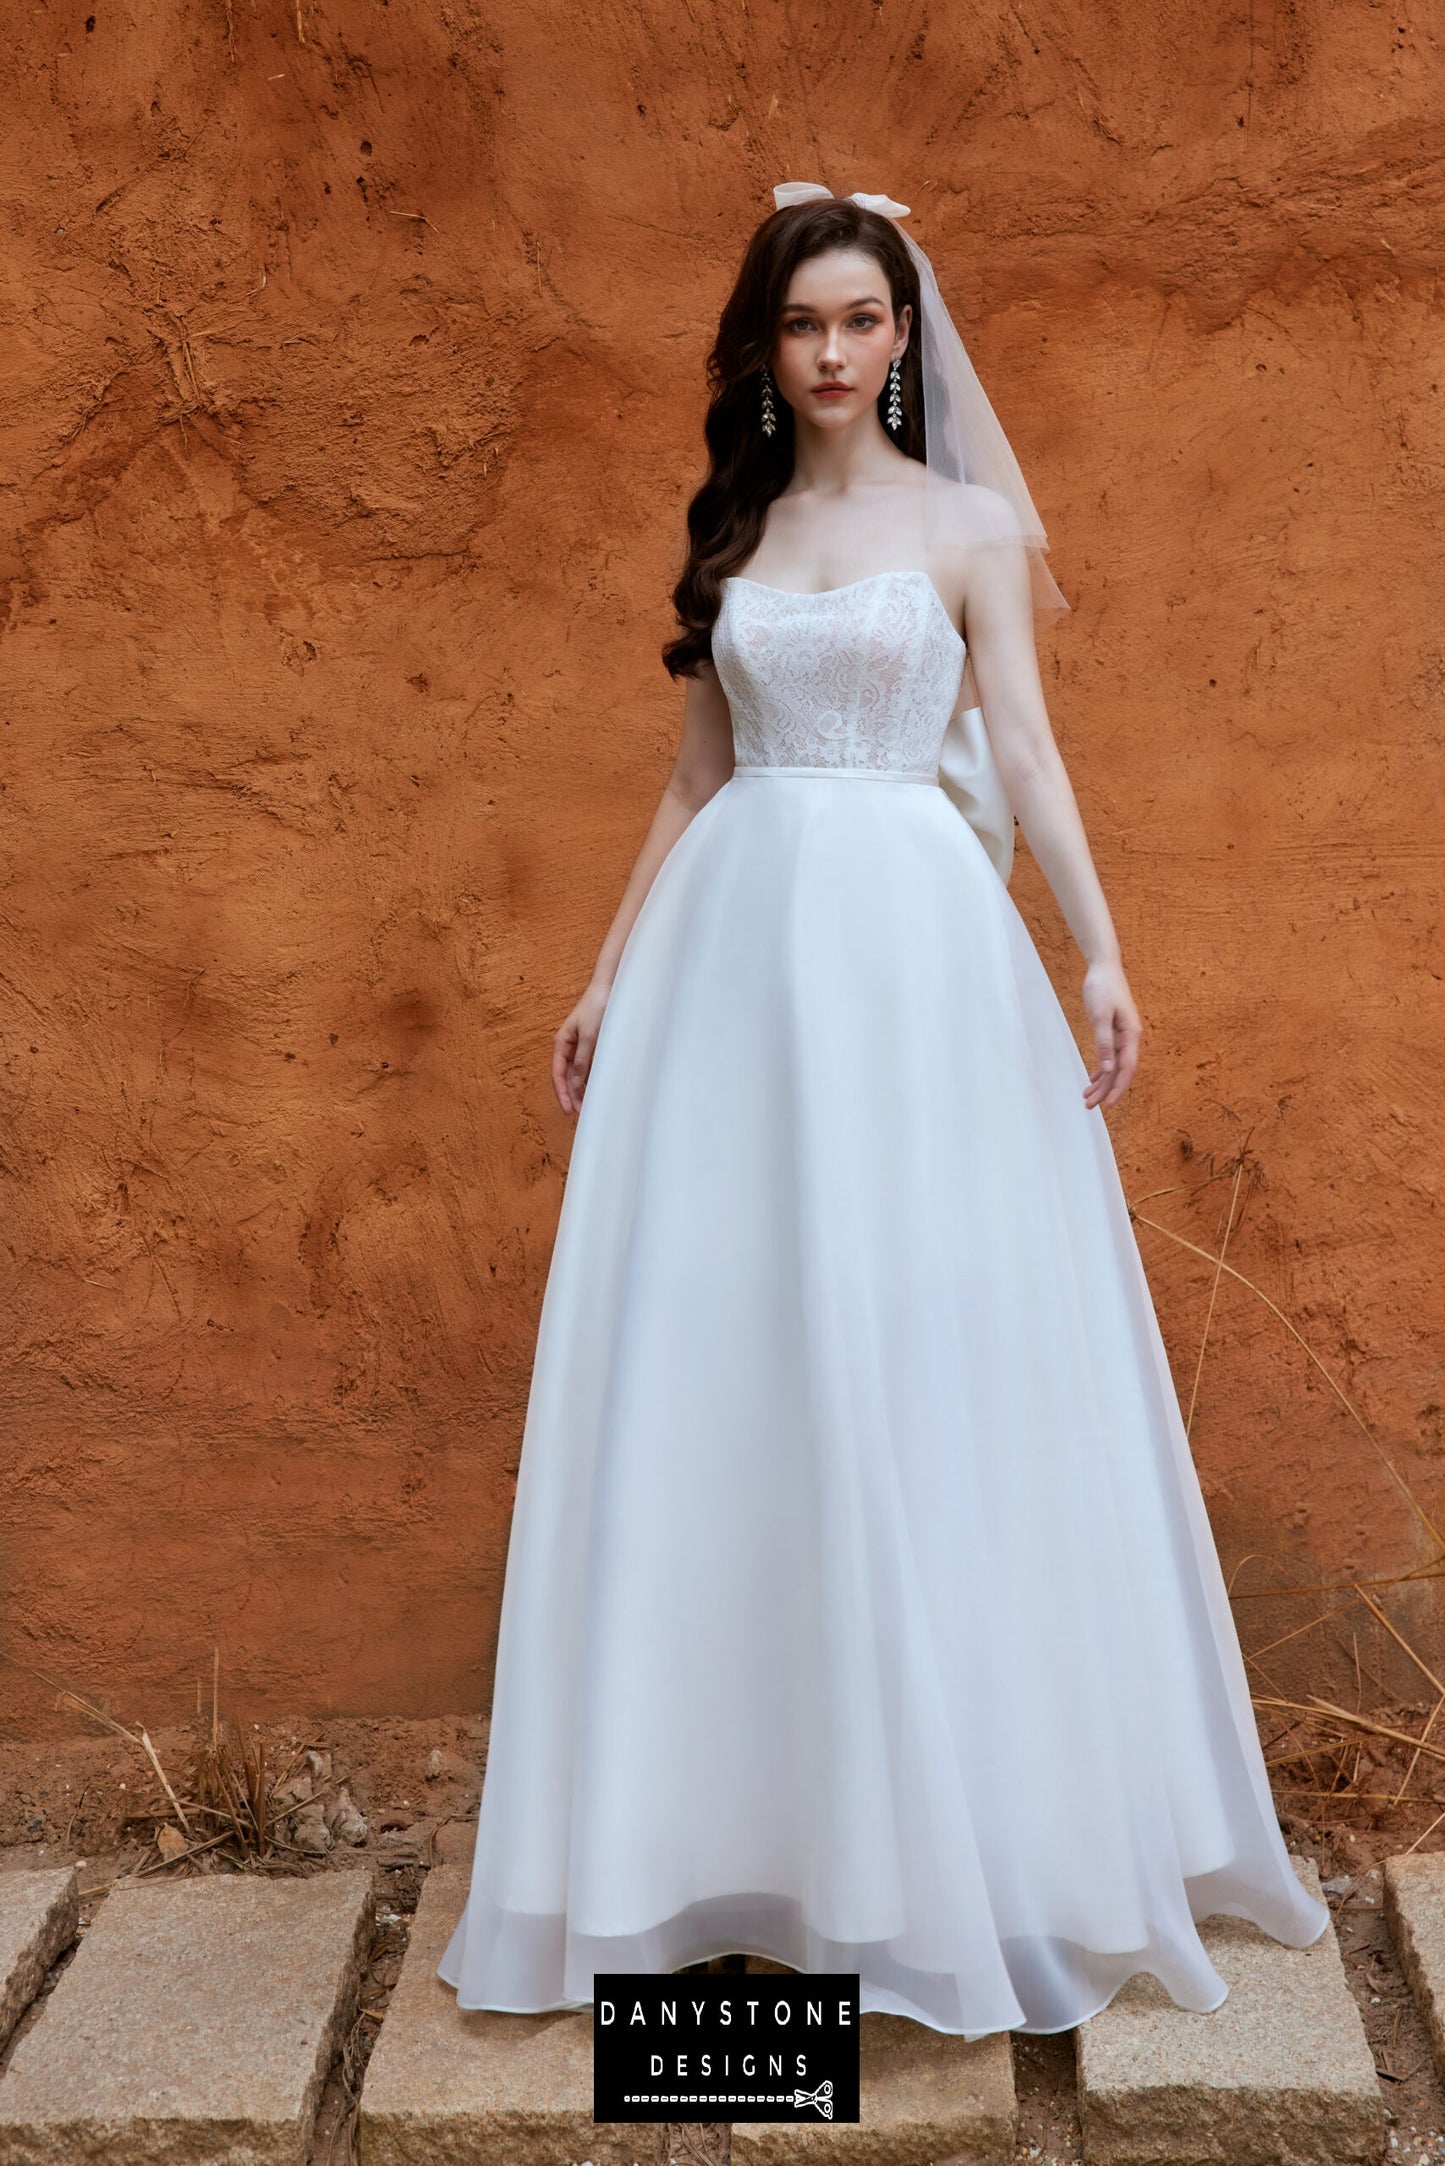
[930,478,1023,549]
[926,482,1028,626]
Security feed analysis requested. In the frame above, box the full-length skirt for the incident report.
[437,768,1329,2036]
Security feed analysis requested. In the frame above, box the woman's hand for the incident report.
[552,981,612,1115]
[1081,958,1142,1110]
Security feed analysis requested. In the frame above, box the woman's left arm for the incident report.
[962,540,1142,1111]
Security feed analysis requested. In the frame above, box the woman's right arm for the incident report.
[552,658,735,1114]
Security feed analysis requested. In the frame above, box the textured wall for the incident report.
[2,0,1440,1732]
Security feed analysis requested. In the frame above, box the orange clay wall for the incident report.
[2,0,1440,1735]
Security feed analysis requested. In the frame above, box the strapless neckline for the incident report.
[723,568,965,654]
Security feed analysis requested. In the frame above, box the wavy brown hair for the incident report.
[661,197,926,680]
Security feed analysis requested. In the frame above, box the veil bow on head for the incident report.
[769,181,1069,886]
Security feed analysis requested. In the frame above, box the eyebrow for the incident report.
[781,295,888,311]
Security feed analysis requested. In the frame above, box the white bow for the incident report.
[773,181,911,221]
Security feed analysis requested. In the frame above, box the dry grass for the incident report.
[26,1650,341,1892]
[1131,1136,1445,1847]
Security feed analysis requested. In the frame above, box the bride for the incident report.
[436,181,1330,2038]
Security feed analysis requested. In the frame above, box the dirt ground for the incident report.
[0,1707,485,1862]
[5,1708,1445,2164]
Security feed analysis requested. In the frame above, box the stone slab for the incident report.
[0,1868,372,2165]
[1385,1849,1445,2088]
[0,1870,79,2056]
[1075,1855,1383,2164]
[358,1864,655,2165]
[728,1979,1017,2163]
[362,1871,1014,2164]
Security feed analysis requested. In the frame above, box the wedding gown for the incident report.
[436,567,1329,2037]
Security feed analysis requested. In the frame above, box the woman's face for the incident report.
[770,246,910,433]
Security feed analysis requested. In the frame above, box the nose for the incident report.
[819,318,847,368]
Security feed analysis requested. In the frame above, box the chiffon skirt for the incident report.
[436,767,1329,2036]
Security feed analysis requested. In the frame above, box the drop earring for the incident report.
[760,363,777,438]
[886,354,904,433]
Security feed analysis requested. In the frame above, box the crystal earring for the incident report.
[885,354,904,433]
[760,363,777,438]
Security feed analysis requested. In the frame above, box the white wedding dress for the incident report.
[436,567,1329,2037]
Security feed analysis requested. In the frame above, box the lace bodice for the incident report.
[712,569,966,775]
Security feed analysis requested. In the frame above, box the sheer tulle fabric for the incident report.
[437,572,1328,2035]
[770,182,1072,618]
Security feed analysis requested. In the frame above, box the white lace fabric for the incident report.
[713,570,965,776]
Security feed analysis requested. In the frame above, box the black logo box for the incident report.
[592,1970,862,2124]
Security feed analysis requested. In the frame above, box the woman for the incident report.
[436,181,1329,2038]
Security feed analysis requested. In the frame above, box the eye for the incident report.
[783,312,885,333]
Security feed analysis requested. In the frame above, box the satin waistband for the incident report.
[730,763,940,786]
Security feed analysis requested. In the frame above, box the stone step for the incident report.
[0,1868,79,2054]
[359,1866,1015,2164]
[1075,1855,1383,2164]
[731,1956,1017,2163]
[358,1863,655,2165]
[1384,1849,1445,2086]
[0,1867,372,2165]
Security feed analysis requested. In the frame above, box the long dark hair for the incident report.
[661,198,925,680]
